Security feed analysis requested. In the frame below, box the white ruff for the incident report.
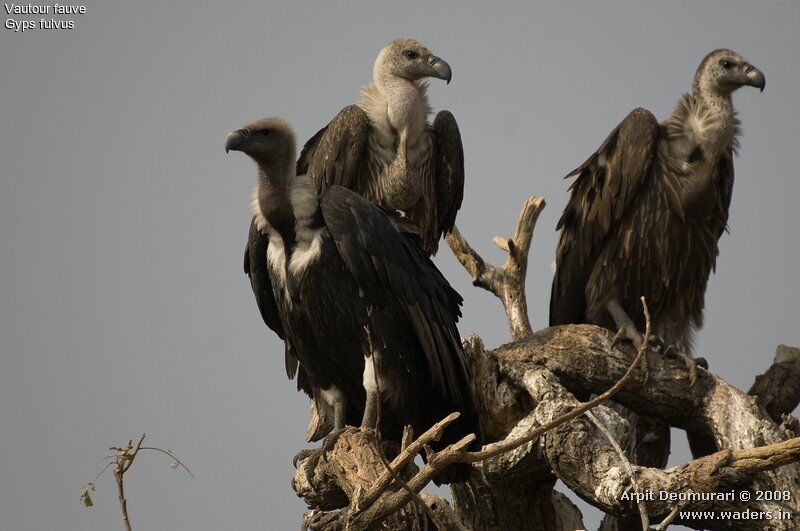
[266,234,287,285]
[253,176,324,292]
[665,94,741,158]
[250,187,270,232]
[289,229,323,277]
[359,82,432,164]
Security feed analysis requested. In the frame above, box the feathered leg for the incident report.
[361,353,380,429]
[293,385,348,483]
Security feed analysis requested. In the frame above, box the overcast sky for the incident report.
[1,1,798,529]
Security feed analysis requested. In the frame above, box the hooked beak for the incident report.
[428,56,452,84]
[743,63,766,92]
[225,128,249,153]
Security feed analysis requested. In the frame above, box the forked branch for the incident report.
[446,195,545,340]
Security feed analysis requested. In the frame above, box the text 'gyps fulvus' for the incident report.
[550,49,765,376]
[297,38,464,255]
[228,118,481,483]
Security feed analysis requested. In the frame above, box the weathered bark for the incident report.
[445,196,544,340]
[294,428,435,530]
[749,345,800,423]
[447,335,569,530]
[292,328,800,530]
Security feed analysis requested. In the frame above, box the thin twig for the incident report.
[362,325,440,529]
[654,501,688,530]
[464,297,650,463]
[584,297,652,530]
[585,410,649,530]
[138,447,195,479]
[113,434,146,531]
[360,413,461,509]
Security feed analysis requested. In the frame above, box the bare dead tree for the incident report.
[292,194,800,530]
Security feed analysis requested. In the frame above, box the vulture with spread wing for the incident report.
[551,49,765,366]
[297,38,464,255]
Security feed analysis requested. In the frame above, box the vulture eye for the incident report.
[404,50,419,60]
[721,60,734,70]
[260,130,270,137]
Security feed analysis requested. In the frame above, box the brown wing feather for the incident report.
[297,105,369,194]
[550,108,660,326]
[432,110,465,239]
[244,220,303,380]
[715,149,735,238]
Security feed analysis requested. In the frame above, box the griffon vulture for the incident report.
[296,38,464,255]
[229,118,480,483]
[550,49,765,369]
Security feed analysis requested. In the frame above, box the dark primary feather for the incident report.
[297,105,369,194]
[245,220,285,339]
[244,219,299,380]
[715,153,735,238]
[432,110,465,237]
[550,108,659,327]
[318,185,479,483]
[320,186,470,406]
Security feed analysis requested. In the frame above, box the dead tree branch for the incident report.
[294,334,800,530]
[446,195,545,340]
[585,409,650,530]
[749,345,800,423]
[290,194,800,530]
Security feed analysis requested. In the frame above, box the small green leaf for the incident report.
[80,487,94,507]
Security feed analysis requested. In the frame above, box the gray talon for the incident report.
[662,346,701,386]
[298,427,349,485]
[293,449,315,469]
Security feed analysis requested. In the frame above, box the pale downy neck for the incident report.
[692,72,734,119]
[665,82,738,166]
[686,72,737,156]
[378,76,424,137]
[384,127,409,184]
[662,75,740,218]
[371,51,428,141]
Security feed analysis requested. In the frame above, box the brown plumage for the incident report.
[550,49,765,353]
[296,38,464,255]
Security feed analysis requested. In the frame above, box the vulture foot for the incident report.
[610,322,656,385]
[662,345,705,386]
[293,427,350,485]
[611,322,645,351]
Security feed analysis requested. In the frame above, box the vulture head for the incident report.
[225,117,296,168]
[694,49,765,96]
[374,38,452,85]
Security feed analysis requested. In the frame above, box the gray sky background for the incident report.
[1,1,798,529]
